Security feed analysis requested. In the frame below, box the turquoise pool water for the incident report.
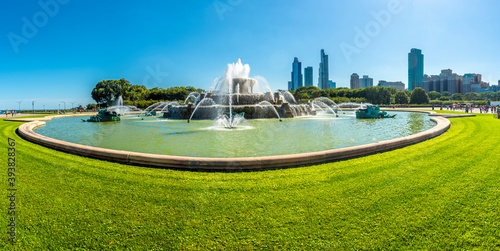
[35,111,435,158]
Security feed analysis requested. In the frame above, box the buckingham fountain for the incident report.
[159,59,315,128]
[23,58,441,170]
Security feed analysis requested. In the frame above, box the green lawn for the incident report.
[1,114,499,250]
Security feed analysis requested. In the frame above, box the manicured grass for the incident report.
[1,114,499,249]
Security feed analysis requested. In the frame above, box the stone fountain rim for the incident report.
[14,110,455,171]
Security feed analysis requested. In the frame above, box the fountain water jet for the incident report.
[164,59,317,127]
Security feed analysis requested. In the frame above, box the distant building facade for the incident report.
[318,49,329,89]
[329,80,336,89]
[290,57,303,91]
[462,73,482,94]
[350,73,360,89]
[421,70,495,95]
[360,75,373,88]
[304,66,313,87]
[408,48,424,91]
[378,81,405,91]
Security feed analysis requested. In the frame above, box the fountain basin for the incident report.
[17,111,450,171]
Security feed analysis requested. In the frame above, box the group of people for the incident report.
[440,104,500,114]
[476,105,498,114]
[464,104,499,113]
[4,110,17,117]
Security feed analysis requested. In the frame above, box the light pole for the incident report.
[58,104,60,114]
[32,101,35,114]
[70,102,75,112]
[61,101,66,112]
[17,101,22,111]
[43,105,45,112]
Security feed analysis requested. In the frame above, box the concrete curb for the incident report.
[16,113,451,171]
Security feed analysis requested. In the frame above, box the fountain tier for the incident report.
[163,77,315,120]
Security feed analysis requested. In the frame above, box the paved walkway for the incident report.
[3,113,96,122]
[386,107,498,115]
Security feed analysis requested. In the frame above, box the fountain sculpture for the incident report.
[162,59,316,128]
[83,109,121,122]
[356,105,396,119]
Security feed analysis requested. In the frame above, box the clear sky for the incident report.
[1,0,500,110]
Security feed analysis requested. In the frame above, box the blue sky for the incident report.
[1,0,500,110]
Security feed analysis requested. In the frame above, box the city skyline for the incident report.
[2,0,500,109]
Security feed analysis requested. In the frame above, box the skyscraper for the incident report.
[304,66,313,87]
[290,57,303,91]
[360,75,373,88]
[329,80,336,89]
[408,48,424,91]
[318,49,329,90]
[350,73,360,89]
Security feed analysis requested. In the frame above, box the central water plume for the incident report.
[166,59,315,126]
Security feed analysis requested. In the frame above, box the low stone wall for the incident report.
[16,114,451,171]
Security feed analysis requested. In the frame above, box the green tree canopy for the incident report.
[91,79,131,105]
[364,86,393,104]
[442,91,451,97]
[463,92,479,101]
[479,91,494,100]
[410,87,429,104]
[428,91,441,100]
[91,79,205,107]
[451,93,463,101]
[394,91,409,104]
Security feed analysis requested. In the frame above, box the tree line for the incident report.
[292,86,500,105]
[90,79,204,109]
[90,79,500,109]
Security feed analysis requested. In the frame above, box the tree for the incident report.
[294,86,322,101]
[404,90,412,98]
[494,91,500,101]
[126,85,148,101]
[112,78,131,98]
[91,80,114,105]
[91,79,131,105]
[442,91,451,97]
[428,91,441,100]
[86,104,97,110]
[479,91,494,100]
[410,87,429,104]
[394,91,409,104]
[451,93,463,101]
[463,92,479,101]
[364,86,392,104]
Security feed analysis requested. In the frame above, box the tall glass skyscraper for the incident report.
[304,66,313,87]
[408,48,424,91]
[360,75,373,88]
[350,73,360,89]
[318,49,329,89]
[290,57,303,91]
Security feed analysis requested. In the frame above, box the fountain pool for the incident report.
[34,111,435,158]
